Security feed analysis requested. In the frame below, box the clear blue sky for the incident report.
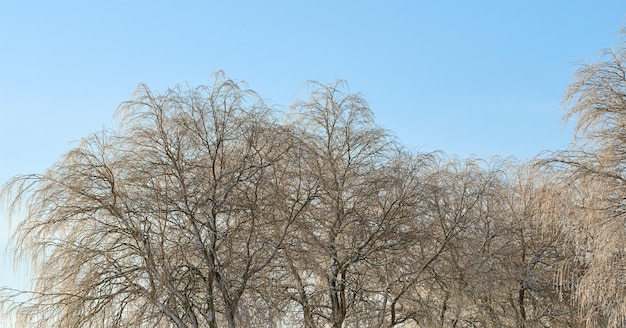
[1,0,626,325]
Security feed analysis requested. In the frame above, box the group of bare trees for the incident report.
[4,34,626,327]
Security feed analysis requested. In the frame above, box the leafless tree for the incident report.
[544,31,626,327]
[0,72,315,328]
[500,163,582,328]
[271,81,431,328]
[7,57,625,328]
[392,158,580,328]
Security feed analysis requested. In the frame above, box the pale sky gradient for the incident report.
[2,1,626,326]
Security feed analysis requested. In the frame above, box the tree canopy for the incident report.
[4,33,626,327]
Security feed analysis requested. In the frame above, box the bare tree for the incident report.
[0,72,315,328]
[6,63,619,328]
[498,163,581,328]
[272,81,428,328]
[545,31,626,327]
[416,157,512,328]
[386,158,581,328]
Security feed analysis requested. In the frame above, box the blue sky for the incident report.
[1,0,626,324]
